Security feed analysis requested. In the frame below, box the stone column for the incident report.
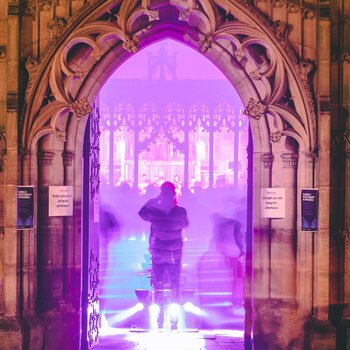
[253,152,273,347]
[37,150,65,311]
[270,152,298,301]
[62,150,75,305]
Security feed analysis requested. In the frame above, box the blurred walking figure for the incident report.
[138,181,189,329]
[99,203,120,320]
[212,213,245,310]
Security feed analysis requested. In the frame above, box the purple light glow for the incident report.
[98,39,248,334]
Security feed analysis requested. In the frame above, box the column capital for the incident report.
[37,150,55,165]
[261,153,274,169]
[281,153,299,168]
[62,151,74,166]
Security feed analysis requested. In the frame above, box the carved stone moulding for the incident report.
[243,98,267,120]
[249,69,262,80]
[37,150,55,166]
[261,153,274,169]
[62,150,74,166]
[270,130,282,143]
[123,35,139,53]
[281,153,299,168]
[146,9,160,22]
[199,36,212,53]
[233,48,246,62]
[55,129,66,142]
[69,97,92,119]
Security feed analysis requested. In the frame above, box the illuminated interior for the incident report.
[98,39,248,347]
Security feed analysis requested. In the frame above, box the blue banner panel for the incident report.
[301,188,318,232]
[17,186,34,229]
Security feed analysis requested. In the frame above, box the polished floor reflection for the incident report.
[96,328,244,349]
[97,234,245,349]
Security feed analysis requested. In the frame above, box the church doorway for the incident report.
[96,39,249,343]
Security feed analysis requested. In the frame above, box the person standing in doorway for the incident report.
[138,181,189,329]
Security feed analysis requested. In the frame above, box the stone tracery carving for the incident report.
[69,97,92,119]
[199,36,212,53]
[25,57,41,103]
[233,48,246,62]
[244,98,267,120]
[123,35,139,53]
[22,0,317,156]
[249,69,262,80]
[55,129,66,142]
[146,9,160,21]
[270,130,282,143]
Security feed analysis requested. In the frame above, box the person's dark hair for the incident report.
[160,181,176,196]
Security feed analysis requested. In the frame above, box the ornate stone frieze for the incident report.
[55,129,66,142]
[37,150,55,165]
[25,57,41,103]
[123,35,139,53]
[261,153,274,169]
[281,153,299,168]
[146,9,160,22]
[87,249,100,347]
[70,97,92,119]
[243,98,267,120]
[233,48,246,62]
[199,36,212,53]
[270,130,282,143]
[249,69,262,80]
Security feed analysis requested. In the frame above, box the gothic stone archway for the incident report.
[19,1,321,349]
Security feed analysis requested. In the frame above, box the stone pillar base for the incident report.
[304,319,336,350]
[0,317,22,350]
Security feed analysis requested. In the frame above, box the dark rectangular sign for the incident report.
[17,186,34,229]
[301,188,318,231]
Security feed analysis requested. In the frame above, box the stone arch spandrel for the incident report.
[22,0,316,156]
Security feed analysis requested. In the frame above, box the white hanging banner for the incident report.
[49,186,73,217]
[261,188,285,218]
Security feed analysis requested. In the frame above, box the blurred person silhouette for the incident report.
[99,203,120,320]
[138,181,189,329]
[212,213,245,312]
